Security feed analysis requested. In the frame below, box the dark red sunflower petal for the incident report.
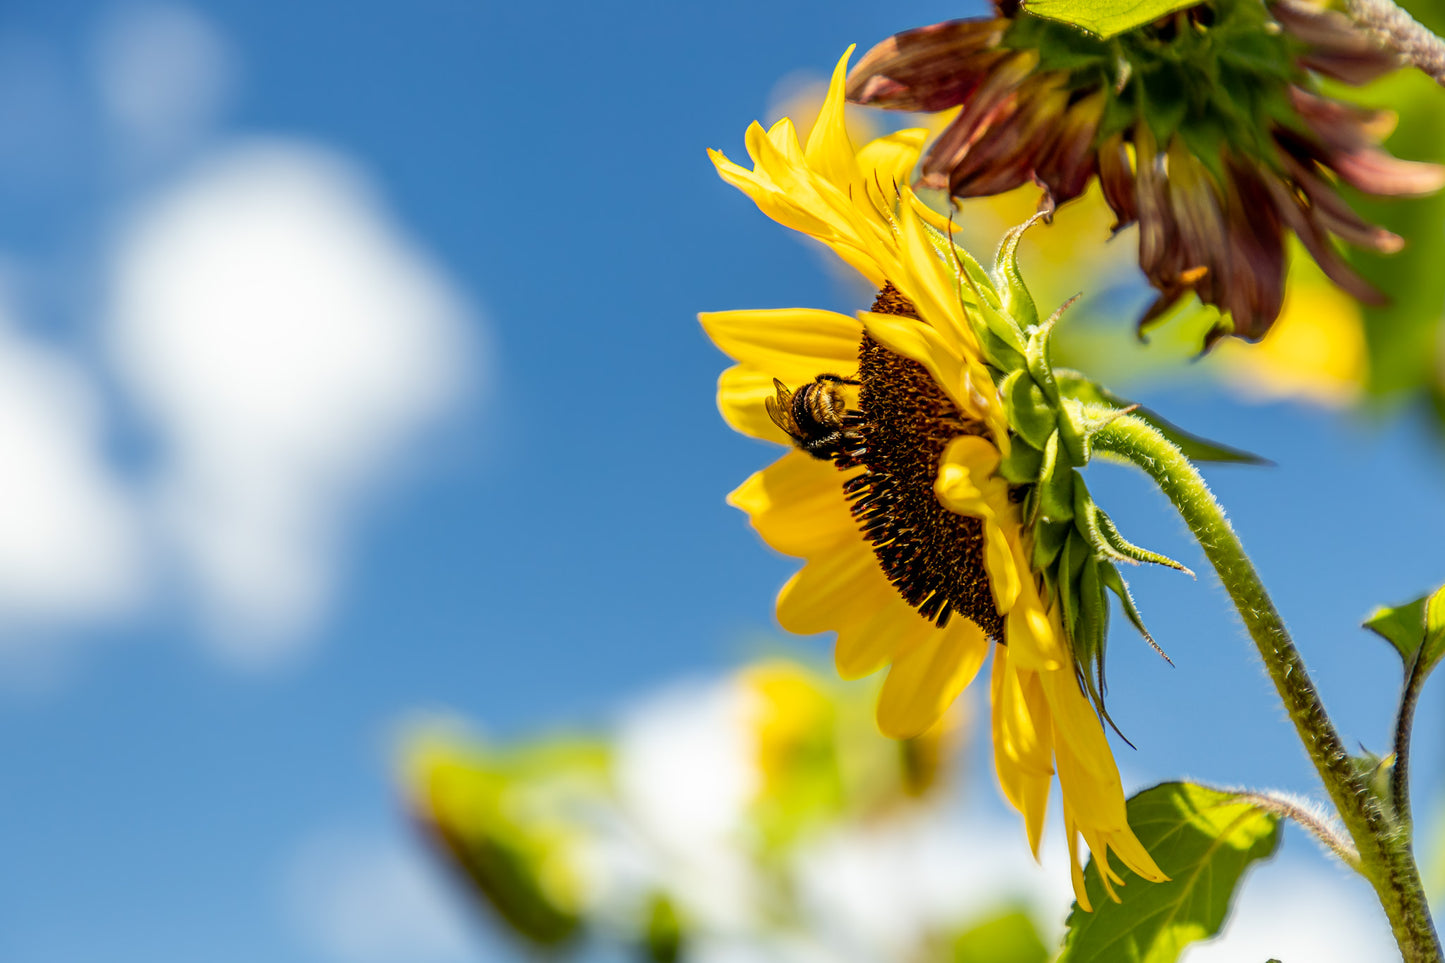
[846,18,1011,112]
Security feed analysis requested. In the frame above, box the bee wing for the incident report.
[765,379,800,436]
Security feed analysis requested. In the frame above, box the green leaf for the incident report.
[1058,782,1281,963]
[1022,0,1202,39]
[1364,584,1445,694]
[1425,584,1445,674]
[1058,371,1269,464]
[1364,595,1428,665]
[952,907,1049,963]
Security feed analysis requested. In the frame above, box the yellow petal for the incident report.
[855,128,930,216]
[727,450,857,556]
[1005,594,1065,672]
[983,520,1021,613]
[933,435,1004,517]
[803,46,861,191]
[776,539,881,635]
[699,308,860,377]
[876,618,989,739]
[717,365,790,443]
[835,583,935,680]
[1065,814,1092,912]
[858,311,977,417]
[1043,666,1124,786]
[991,647,1054,856]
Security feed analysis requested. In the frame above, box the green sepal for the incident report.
[1058,782,1282,963]
[1101,562,1172,664]
[942,231,1001,312]
[1056,534,1081,649]
[1092,504,1194,574]
[1037,436,1076,524]
[1028,430,1061,525]
[1024,308,1062,408]
[993,216,1041,332]
[1077,554,1109,684]
[1056,394,1091,468]
[972,289,1030,358]
[1057,371,1269,465]
[981,328,1028,377]
[1031,516,1072,572]
[1003,369,1057,451]
[999,438,1044,485]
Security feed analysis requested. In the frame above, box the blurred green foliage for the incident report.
[400,661,1055,961]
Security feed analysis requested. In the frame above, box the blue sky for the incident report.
[0,1,1439,961]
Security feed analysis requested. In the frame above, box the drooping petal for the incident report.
[991,646,1054,857]
[847,18,1011,112]
[834,587,938,680]
[877,617,990,738]
[776,539,883,635]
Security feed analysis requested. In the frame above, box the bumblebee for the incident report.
[765,373,860,460]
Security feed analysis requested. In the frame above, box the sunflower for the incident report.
[702,48,1165,907]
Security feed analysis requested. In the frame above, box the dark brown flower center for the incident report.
[833,284,1004,643]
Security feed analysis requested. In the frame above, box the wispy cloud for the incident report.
[0,3,481,674]
[284,826,482,963]
[90,2,236,161]
[107,141,474,665]
[0,294,143,632]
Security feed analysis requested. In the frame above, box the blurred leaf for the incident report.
[1058,370,1270,463]
[644,894,684,963]
[1058,782,1281,963]
[953,908,1049,963]
[1023,0,1201,38]
[1337,63,1445,410]
[404,732,610,948]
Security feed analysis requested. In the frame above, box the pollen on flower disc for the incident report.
[839,284,1003,642]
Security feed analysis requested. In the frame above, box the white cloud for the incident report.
[1185,860,1395,962]
[107,140,473,664]
[0,295,142,633]
[91,3,236,159]
[606,679,763,931]
[285,826,480,963]
[792,809,1073,962]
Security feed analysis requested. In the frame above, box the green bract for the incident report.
[1007,0,1299,179]
[926,214,1258,726]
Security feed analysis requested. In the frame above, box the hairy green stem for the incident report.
[1094,414,1441,963]
[1222,787,1362,872]
[1393,653,1427,834]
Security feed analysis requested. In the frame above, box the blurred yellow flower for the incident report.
[703,48,1164,907]
[1215,253,1366,406]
